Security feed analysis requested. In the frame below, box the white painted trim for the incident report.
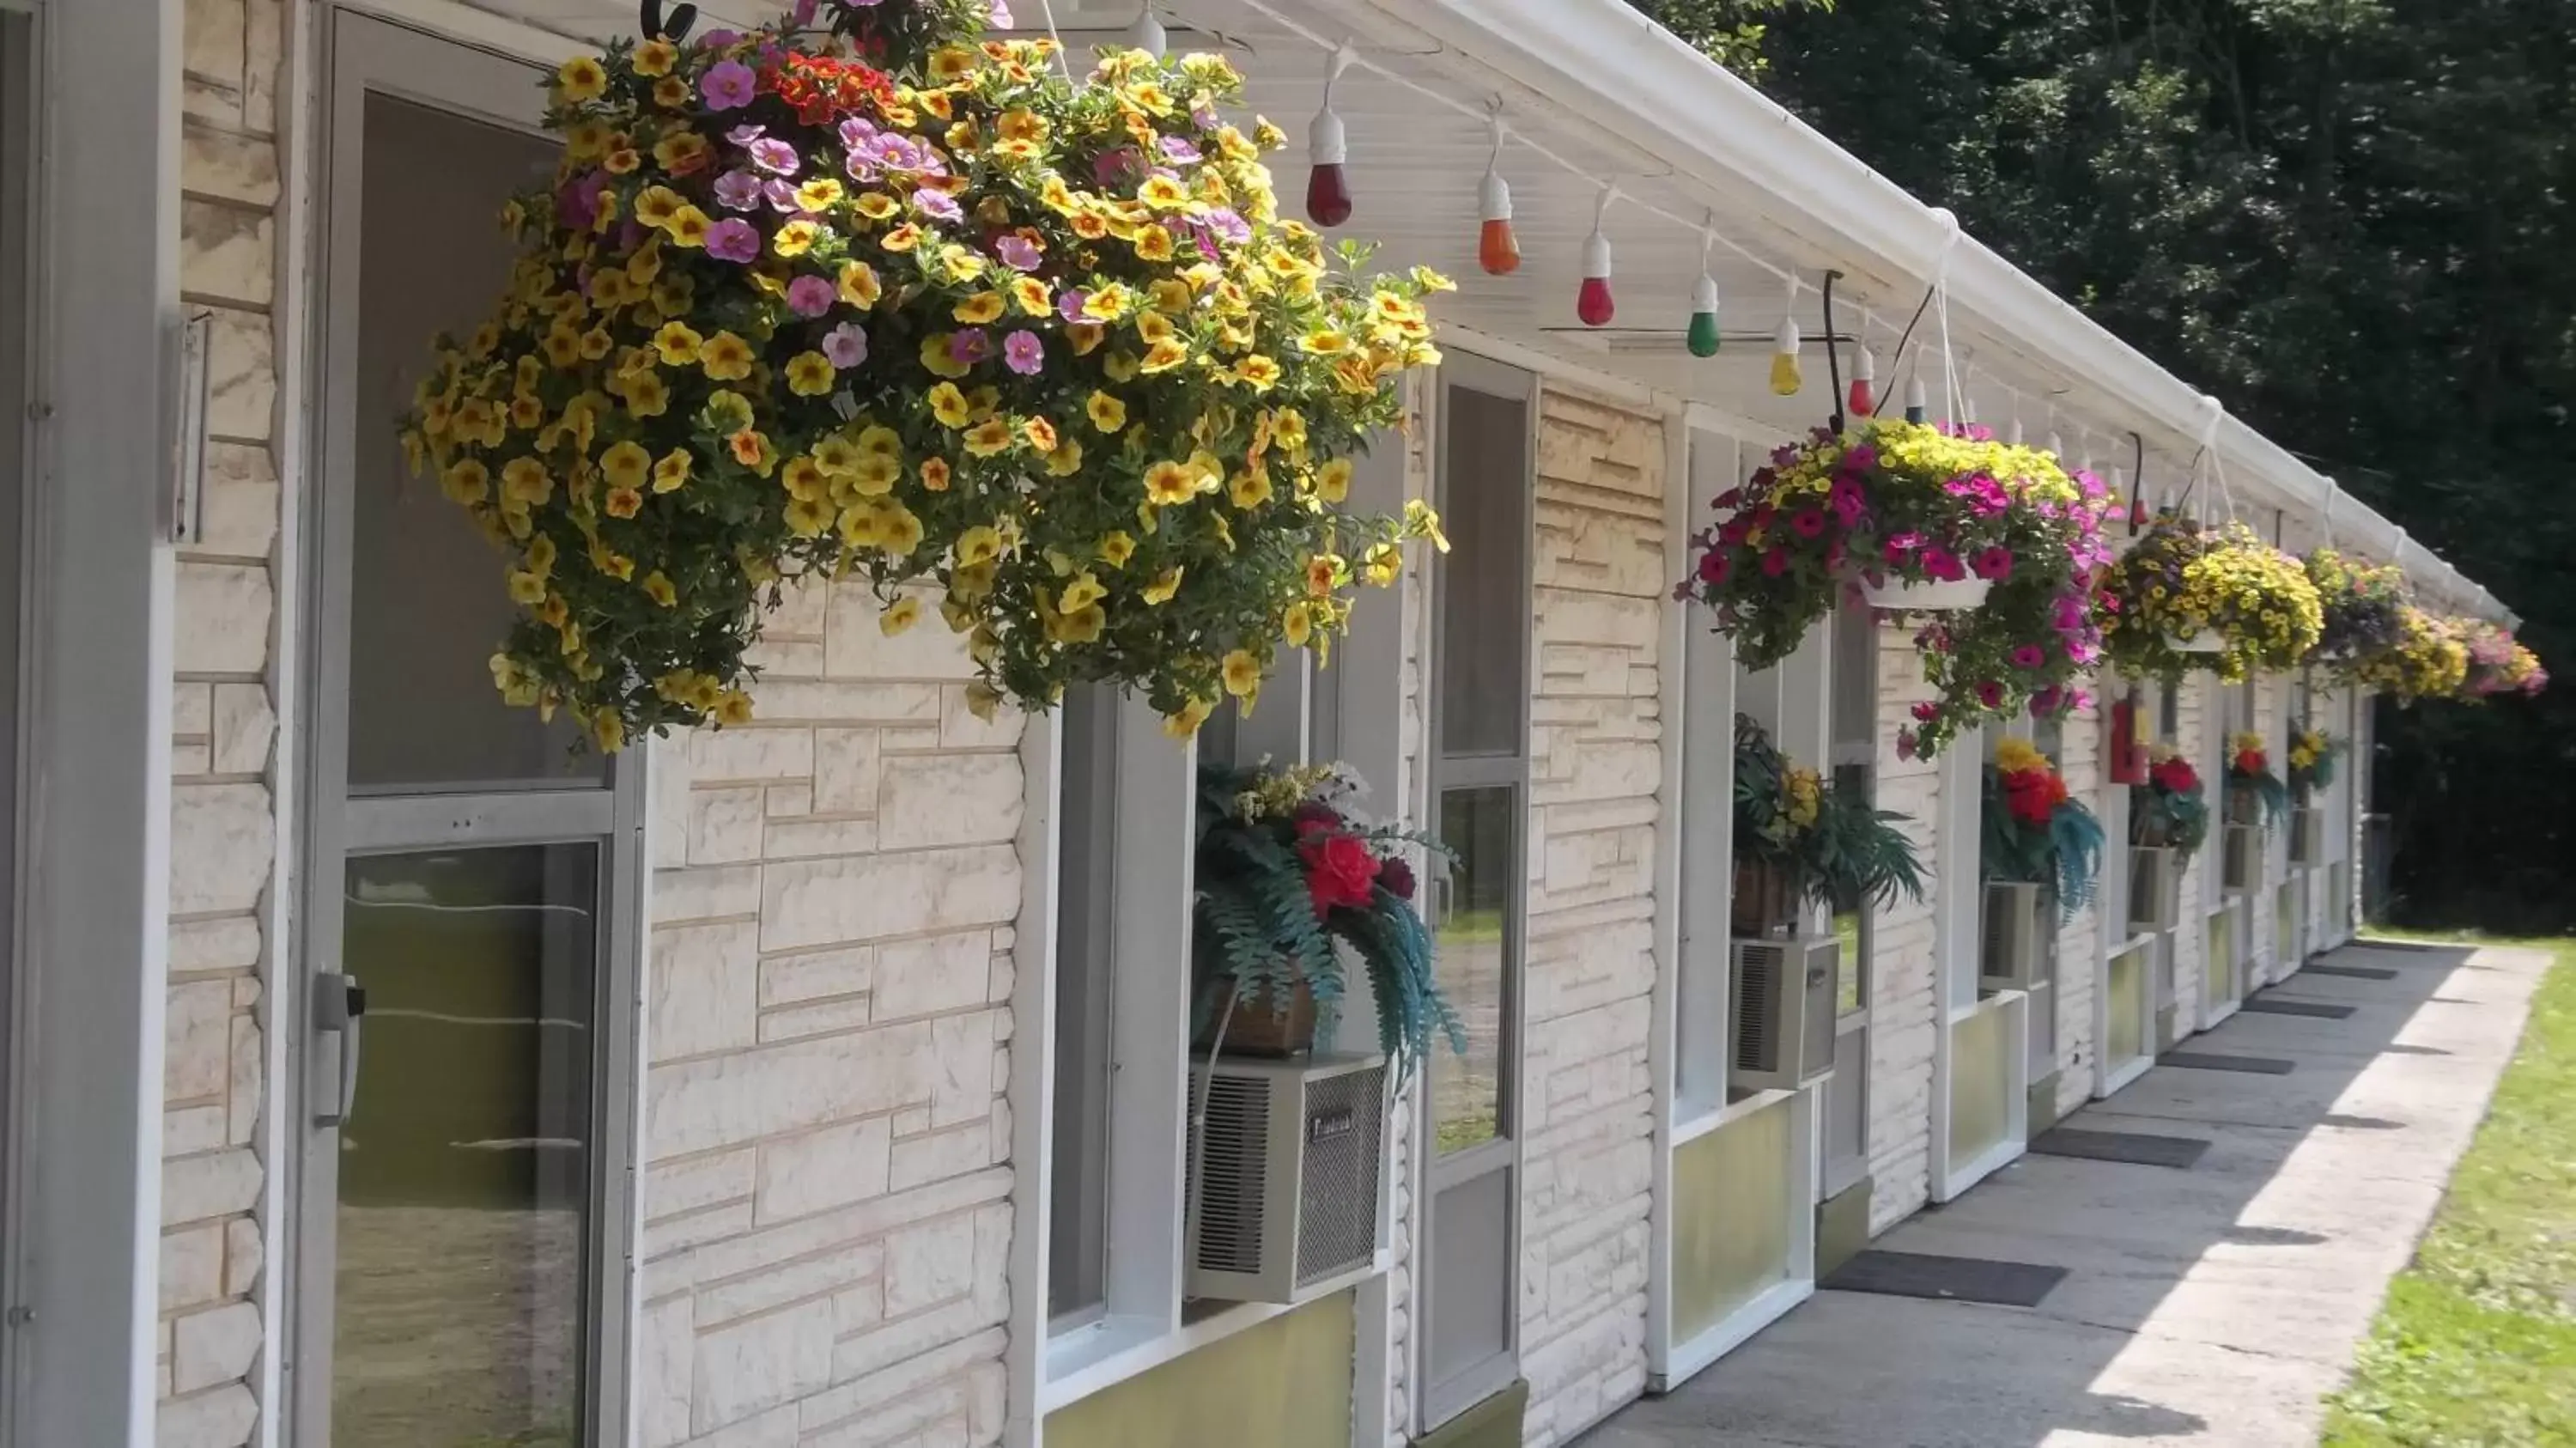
[7,1,179,1444]
[1003,706,1062,1448]
[1039,1255,1388,1416]
[1671,1086,1795,1151]
[1435,319,1670,411]
[1652,1278,1813,1394]
[1642,402,1691,1418]
[330,0,587,63]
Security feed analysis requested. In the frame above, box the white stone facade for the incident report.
[1515,391,1667,1447]
[161,0,288,1443]
[2048,693,2103,1116]
[1865,629,1941,1232]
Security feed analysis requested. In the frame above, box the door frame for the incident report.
[1413,348,1535,1433]
[3,0,178,1444]
[286,13,647,1443]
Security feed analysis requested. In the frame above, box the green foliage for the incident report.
[2131,770,2210,858]
[1640,0,2576,927]
[1981,764,2105,917]
[1191,762,1461,1081]
[1733,713,1927,911]
[2325,940,2576,1446]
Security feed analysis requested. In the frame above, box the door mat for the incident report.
[2304,964,2400,980]
[2031,1127,2211,1170]
[2160,1050,2297,1074]
[1824,1250,2067,1308]
[2242,996,2356,1019]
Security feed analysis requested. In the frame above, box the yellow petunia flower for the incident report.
[773,220,820,259]
[1087,392,1128,433]
[920,457,952,492]
[928,382,972,429]
[1161,697,1213,739]
[555,55,608,102]
[953,291,1006,325]
[652,450,691,494]
[880,596,923,636]
[1222,649,1263,699]
[631,38,677,76]
[600,441,651,491]
[1315,458,1353,503]
[641,571,677,607]
[962,417,1013,458]
[1142,566,1184,605]
[784,351,835,397]
[652,321,702,365]
[699,331,754,381]
[794,178,844,212]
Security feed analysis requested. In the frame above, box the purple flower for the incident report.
[1204,207,1252,246]
[702,60,757,112]
[696,27,742,48]
[705,217,761,264]
[823,322,869,368]
[995,234,1042,271]
[556,168,610,232]
[1193,102,1222,131]
[1971,546,2014,581]
[2009,643,2046,670]
[914,188,963,224]
[1897,729,1918,762]
[1789,508,1827,538]
[1843,443,1879,472]
[2029,685,2063,717]
[786,274,835,318]
[838,117,881,150]
[1975,679,2005,709]
[1057,289,1091,325]
[949,329,992,366]
[1004,330,1045,376]
[1771,444,1801,468]
[988,0,1014,21]
[764,178,802,213]
[726,124,767,146]
[748,137,800,176]
[1093,148,1144,190]
[714,168,762,211]
[1159,136,1205,165]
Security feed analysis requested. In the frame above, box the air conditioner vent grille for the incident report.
[1293,1064,1384,1287]
[1192,1074,1270,1276]
[1733,942,1784,1077]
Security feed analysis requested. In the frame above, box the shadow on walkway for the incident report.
[1577,940,2550,1448]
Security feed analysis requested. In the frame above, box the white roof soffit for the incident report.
[1197,0,2496,618]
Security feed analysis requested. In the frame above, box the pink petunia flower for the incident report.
[1922,546,1965,581]
[705,218,760,264]
[1972,546,2014,581]
[714,169,762,211]
[2009,643,2046,670]
[1003,330,1044,376]
[995,234,1042,271]
[822,323,869,368]
[702,60,757,111]
[786,274,835,318]
[748,137,800,176]
[1760,547,1789,577]
[1975,679,2005,709]
[1789,508,1827,538]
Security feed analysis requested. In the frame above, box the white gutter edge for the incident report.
[1366,0,2501,619]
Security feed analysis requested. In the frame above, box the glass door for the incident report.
[1419,356,1533,1430]
[295,17,641,1445]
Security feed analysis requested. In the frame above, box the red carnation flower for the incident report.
[1297,830,1382,916]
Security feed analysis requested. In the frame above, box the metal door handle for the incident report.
[313,973,367,1129]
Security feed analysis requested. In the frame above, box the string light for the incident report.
[1768,276,1801,395]
[1477,107,1517,277]
[1846,310,1874,415]
[1902,362,1927,423]
[1304,46,1354,228]
[1686,219,1721,357]
[1577,185,1616,327]
[1127,4,1166,58]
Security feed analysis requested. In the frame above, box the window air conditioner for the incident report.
[1730,934,1839,1092]
[2129,846,2183,932]
[1981,879,2051,991]
[2289,807,2323,866]
[1184,1052,1387,1305]
[2222,823,2261,891]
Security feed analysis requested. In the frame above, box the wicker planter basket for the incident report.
[1732,856,1801,938]
[1196,976,1319,1057]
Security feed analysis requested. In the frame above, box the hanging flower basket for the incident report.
[2353,605,2468,704]
[2096,514,2322,682]
[2458,619,2548,699]
[1677,419,2114,758]
[2303,546,2407,679]
[399,0,1452,750]
[1861,575,1990,611]
[2287,721,2342,797]
[2227,731,2288,827]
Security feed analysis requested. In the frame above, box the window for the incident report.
[1048,684,1120,1328]
[302,27,642,1444]
[1823,596,1876,1192]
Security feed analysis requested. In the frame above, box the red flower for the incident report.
[2151,757,2199,794]
[1698,548,1732,586]
[2233,748,2266,776]
[1380,856,1418,901]
[1297,829,1382,916]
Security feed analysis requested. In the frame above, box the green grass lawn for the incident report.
[2322,933,2576,1448]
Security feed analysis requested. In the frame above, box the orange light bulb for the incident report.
[1477,170,1518,276]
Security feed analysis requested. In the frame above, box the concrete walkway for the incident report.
[1582,940,2553,1448]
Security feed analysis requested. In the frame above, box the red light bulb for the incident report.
[1477,170,1518,276]
[1306,107,1350,228]
[1577,228,1613,326]
[1847,344,1876,417]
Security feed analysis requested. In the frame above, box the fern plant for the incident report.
[1193,761,1462,1082]
[2130,745,2211,859]
[1732,714,1926,911]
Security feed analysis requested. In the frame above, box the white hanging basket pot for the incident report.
[2165,628,2227,654]
[1862,575,1992,611]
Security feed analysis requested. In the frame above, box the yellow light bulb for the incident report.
[1769,350,1802,396]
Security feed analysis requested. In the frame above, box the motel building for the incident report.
[0,1,2512,1446]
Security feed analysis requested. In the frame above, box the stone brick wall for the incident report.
[2050,696,2101,1115]
[161,1,288,1444]
[2249,674,2283,980]
[1515,390,1665,1448]
[2170,678,2210,1021]
[637,585,1016,1447]
[1865,630,1939,1232]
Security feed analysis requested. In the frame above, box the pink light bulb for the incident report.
[1847,379,1874,417]
[1577,228,1613,326]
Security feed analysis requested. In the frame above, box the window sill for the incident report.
[1039,1256,1389,1415]
[1673,1086,1798,1148]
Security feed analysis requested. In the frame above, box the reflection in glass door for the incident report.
[1419,357,1533,1429]
[299,19,641,1445]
